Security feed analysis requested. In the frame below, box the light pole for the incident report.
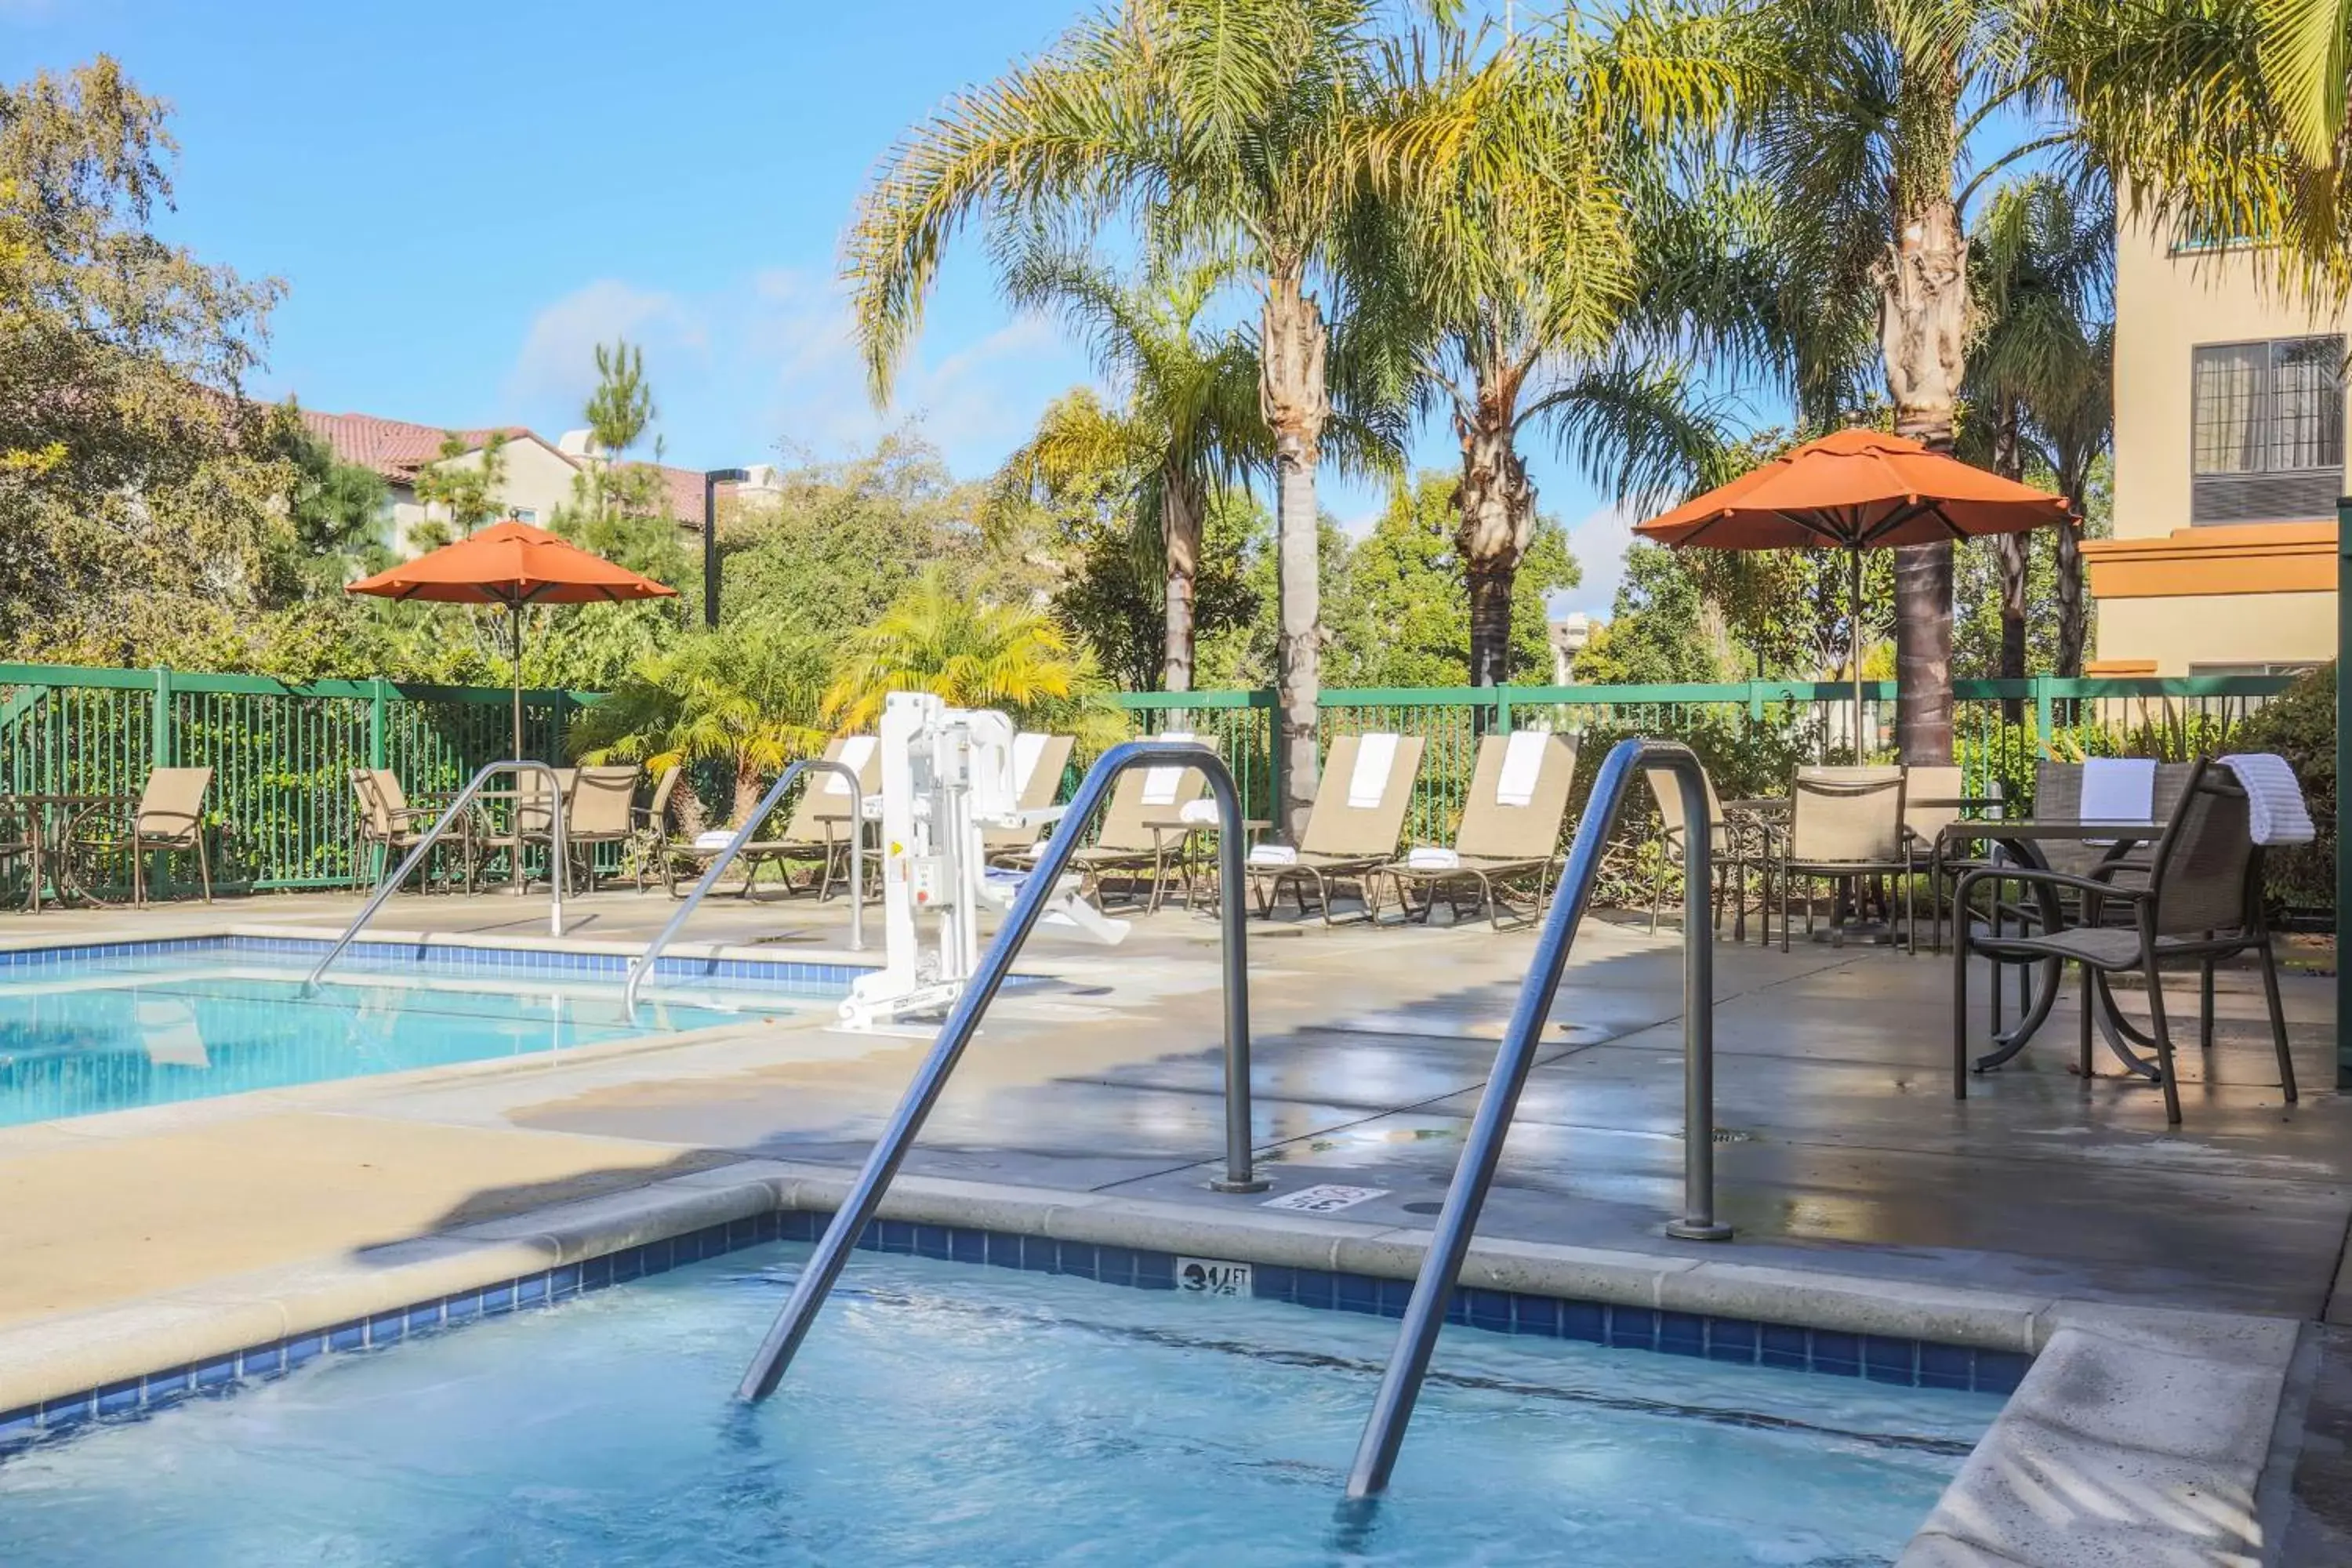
[2336,495,2349,1089]
[702,467,750,628]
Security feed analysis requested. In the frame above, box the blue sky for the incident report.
[7,0,1660,613]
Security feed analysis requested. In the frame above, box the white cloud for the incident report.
[1560,499,1644,619]
[502,280,705,419]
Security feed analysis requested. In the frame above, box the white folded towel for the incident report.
[2222,753,2315,845]
[1178,798,1220,825]
[2078,757,2155,842]
[1406,846,1460,869]
[1495,730,1548,808]
[825,735,877,796]
[1247,844,1298,866]
[1011,731,1048,792]
[692,829,734,850]
[1348,732,1399,808]
[1139,731,1196,806]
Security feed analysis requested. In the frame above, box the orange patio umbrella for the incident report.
[1632,428,2070,747]
[347,520,677,759]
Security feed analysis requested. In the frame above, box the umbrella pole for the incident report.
[510,602,525,762]
[1849,546,1865,760]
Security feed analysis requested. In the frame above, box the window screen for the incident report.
[2190,336,2346,523]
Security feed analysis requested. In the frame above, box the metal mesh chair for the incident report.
[1777,765,1907,951]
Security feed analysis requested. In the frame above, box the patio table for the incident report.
[1940,817,2167,1080]
[1141,816,1271,914]
[9,793,132,912]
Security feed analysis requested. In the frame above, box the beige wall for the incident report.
[390,437,585,551]
[2095,213,2347,671]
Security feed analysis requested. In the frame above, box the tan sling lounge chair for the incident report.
[1033,733,1218,910]
[563,764,641,891]
[350,768,474,893]
[668,735,880,900]
[983,733,1076,865]
[1385,731,1577,928]
[74,767,214,906]
[1243,732,1425,924]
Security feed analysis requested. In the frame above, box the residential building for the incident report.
[1547,612,1592,684]
[2088,216,2347,675]
[298,409,782,554]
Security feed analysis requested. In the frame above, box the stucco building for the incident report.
[2088,216,2347,676]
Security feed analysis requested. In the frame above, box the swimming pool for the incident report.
[0,937,847,1127]
[0,1236,2002,1565]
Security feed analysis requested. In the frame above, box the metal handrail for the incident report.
[1345,738,1727,1502]
[737,740,1263,1404]
[623,758,866,1018]
[303,760,567,993]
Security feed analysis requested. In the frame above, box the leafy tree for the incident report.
[411,430,510,543]
[1572,544,1730,685]
[843,0,1420,838]
[822,564,1116,741]
[1323,472,1579,688]
[583,337,655,519]
[989,246,1269,691]
[277,426,390,592]
[0,56,288,655]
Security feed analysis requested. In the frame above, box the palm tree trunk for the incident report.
[1455,399,1534,691]
[1880,195,1967,764]
[2054,469,2088,676]
[731,762,767,829]
[1991,401,2028,721]
[1261,271,1329,841]
[1161,465,1202,693]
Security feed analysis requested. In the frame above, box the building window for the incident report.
[510,507,539,524]
[2190,336,2346,524]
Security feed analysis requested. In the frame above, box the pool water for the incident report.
[0,1245,1999,1566]
[0,952,807,1127]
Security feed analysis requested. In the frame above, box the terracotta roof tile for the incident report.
[298,409,539,485]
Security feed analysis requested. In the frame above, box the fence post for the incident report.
[149,666,173,897]
[1494,687,1512,734]
[368,677,389,771]
[2033,673,2055,753]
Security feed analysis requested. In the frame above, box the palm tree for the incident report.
[844,0,1407,839]
[989,248,1267,692]
[570,623,828,827]
[1962,173,2113,690]
[823,566,1114,742]
[1365,14,1744,686]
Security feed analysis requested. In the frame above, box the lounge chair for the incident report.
[563,764,640,891]
[983,733,1077,866]
[1242,732,1425,924]
[1032,732,1219,910]
[668,736,880,900]
[1384,731,1576,928]
[72,767,213,906]
[350,768,474,893]
[1953,759,2298,1124]
[628,766,682,891]
[1777,765,1907,950]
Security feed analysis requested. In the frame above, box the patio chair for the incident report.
[1952,760,2296,1125]
[1777,765,1907,952]
[0,797,31,911]
[1033,732,1219,910]
[74,767,214,907]
[627,765,683,891]
[669,736,880,900]
[1242,732,1425,924]
[350,769,474,894]
[1384,730,1576,929]
[562,764,640,891]
[1645,760,1771,942]
[983,733,1076,866]
[1899,764,1972,954]
[475,767,576,890]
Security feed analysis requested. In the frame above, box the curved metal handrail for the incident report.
[304,760,568,993]
[1345,737,1727,1502]
[736,739,1262,1404]
[623,758,866,1018]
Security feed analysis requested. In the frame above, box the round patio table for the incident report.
[11,792,133,911]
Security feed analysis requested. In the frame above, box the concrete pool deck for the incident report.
[0,883,2345,1562]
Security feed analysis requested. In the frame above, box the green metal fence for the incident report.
[0,664,592,893]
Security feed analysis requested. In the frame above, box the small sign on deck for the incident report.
[1175,1258,1253,1297]
[1259,1183,1390,1214]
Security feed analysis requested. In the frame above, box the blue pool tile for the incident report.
[1759,1323,1809,1370]
[284,1334,325,1369]
[1918,1343,1973,1391]
[1810,1330,1862,1377]
[949,1228,985,1266]
[1250,1265,1294,1302]
[40,1392,93,1428]
[1094,1246,1137,1289]
[581,1254,613,1292]
[325,1322,365,1355]
[368,1312,407,1347]
[479,1282,516,1316]
[874,1220,914,1256]
[1607,1306,1658,1351]
[1658,1312,1707,1358]
[609,1247,644,1283]
[782,1210,821,1243]
[95,1379,142,1417]
[1334,1272,1381,1316]
[1134,1251,1178,1291]
[1864,1336,1918,1386]
[516,1273,550,1307]
[1974,1350,2031,1396]
[0,1406,37,1444]
[637,1239,674,1276]
[726,1217,757,1252]
[1058,1242,1099,1280]
[984,1231,1024,1270]
[143,1367,193,1401]
[1706,1318,1759,1364]
[1510,1294,1560,1337]
[1290,1269,1336,1312]
[1562,1301,1606,1343]
[550,1265,583,1301]
[1464,1288,1513,1334]
[1442,1292,1470,1327]
[240,1344,286,1377]
[914,1225,953,1261]
[1377,1278,1416,1319]
[406,1302,443,1335]
[1019,1236,1058,1273]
